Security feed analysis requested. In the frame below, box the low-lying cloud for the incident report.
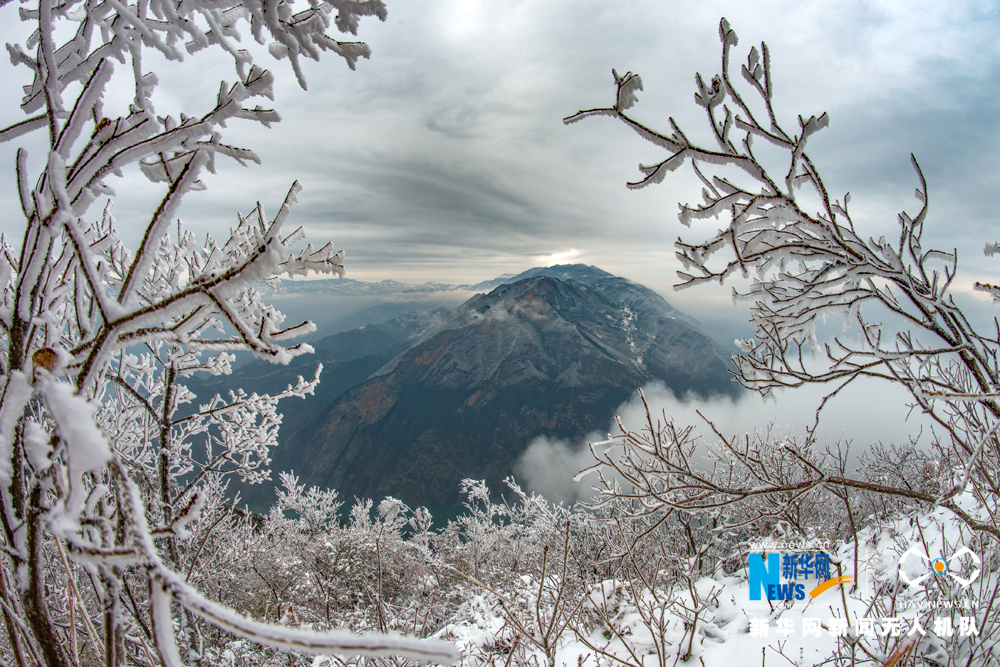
[514,433,605,506]
[515,377,937,505]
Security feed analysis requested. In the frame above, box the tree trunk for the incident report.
[24,486,69,667]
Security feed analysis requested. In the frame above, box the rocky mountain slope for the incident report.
[214,266,740,507]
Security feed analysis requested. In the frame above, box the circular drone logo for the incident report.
[899,546,980,589]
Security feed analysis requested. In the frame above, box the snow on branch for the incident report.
[568,18,1000,545]
[0,0,457,665]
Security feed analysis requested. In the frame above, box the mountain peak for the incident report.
[503,263,614,283]
[267,269,738,506]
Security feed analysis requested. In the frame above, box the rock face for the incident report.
[255,267,739,507]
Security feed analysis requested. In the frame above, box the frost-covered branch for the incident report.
[567,17,1000,545]
[0,0,459,664]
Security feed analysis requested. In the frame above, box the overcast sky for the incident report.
[1,0,997,477]
[2,0,1000,320]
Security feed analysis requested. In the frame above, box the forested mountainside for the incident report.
[197,265,739,507]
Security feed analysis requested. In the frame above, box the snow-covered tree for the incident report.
[0,0,456,665]
[566,14,999,547]
[566,17,1000,664]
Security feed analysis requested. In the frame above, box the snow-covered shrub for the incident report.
[430,479,595,667]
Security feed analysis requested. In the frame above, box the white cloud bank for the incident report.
[516,377,938,505]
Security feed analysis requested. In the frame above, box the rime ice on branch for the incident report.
[567,19,1000,663]
[565,18,1000,540]
[0,0,455,665]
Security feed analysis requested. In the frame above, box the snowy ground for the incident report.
[433,499,993,667]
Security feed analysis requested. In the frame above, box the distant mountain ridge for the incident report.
[210,265,740,508]
[263,273,518,297]
[264,264,693,311]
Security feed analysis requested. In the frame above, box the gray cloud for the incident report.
[2,0,999,311]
